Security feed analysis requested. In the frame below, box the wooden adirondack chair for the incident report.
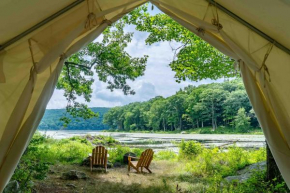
[90,146,108,172]
[128,149,154,173]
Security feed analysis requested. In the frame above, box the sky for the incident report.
[46,6,223,109]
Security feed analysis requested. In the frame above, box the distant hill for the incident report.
[38,107,110,130]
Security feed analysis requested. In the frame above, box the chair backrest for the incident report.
[137,149,154,167]
[92,146,107,166]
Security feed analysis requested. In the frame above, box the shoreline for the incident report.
[38,130,265,150]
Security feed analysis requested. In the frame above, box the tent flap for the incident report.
[0,0,147,190]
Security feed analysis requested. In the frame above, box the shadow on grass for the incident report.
[156,170,207,184]
[35,178,173,193]
[35,165,175,193]
[85,180,173,193]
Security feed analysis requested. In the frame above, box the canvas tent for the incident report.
[0,0,290,190]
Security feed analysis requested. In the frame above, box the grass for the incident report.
[12,133,289,193]
[34,161,180,193]
[32,147,271,193]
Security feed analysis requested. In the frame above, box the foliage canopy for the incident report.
[56,4,236,124]
[103,79,259,132]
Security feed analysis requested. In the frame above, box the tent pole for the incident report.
[0,0,85,51]
[206,0,290,55]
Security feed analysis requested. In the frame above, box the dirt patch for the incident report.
[34,161,192,193]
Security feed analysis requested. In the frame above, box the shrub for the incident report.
[49,140,92,163]
[155,150,177,160]
[215,171,289,193]
[199,128,213,134]
[92,135,118,145]
[234,108,251,132]
[181,143,266,180]
[108,145,142,164]
[106,136,117,144]
[11,133,51,192]
[179,140,204,158]
[69,136,91,145]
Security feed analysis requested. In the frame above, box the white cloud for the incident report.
[47,24,222,109]
[46,89,67,109]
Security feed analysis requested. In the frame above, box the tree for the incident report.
[199,88,228,130]
[234,108,251,132]
[148,97,168,131]
[167,94,186,130]
[184,93,205,128]
[122,5,235,82]
[102,79,260,132]
[57,21,148,124]
[248,108,260,128]
[223,90,251,126]
[193,102,208,128]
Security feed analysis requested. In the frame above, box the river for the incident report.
[39,130,266,153]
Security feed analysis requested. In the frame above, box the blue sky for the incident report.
[47,5,223,109]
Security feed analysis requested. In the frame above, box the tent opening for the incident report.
[1,0,290,191]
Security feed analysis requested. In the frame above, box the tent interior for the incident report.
[1,0,290,190]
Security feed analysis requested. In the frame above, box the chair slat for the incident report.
[91,146,107,172]
[100,146,104,165]
[93,148,96,164]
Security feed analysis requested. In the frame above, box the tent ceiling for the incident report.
[216,0,290,49]
[1,0,290,54]
[0,0,78,45]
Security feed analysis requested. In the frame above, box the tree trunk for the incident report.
[212,118,216,130]
[266,142,283,183]
[211,102,216,130]
[196,119,199,128]
[202,120,204,128]
[163,118,166,132]
[179,117,182,130]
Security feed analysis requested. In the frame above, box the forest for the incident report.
[38,107,110,130]
[39,79,260,133]
[103,79,260,133]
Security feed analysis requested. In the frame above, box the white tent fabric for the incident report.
[0,0,290,190]
[0,0,147,189]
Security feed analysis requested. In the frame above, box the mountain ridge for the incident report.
[38,107,110,130]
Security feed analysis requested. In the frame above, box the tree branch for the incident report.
[65,61,93,70]
[170,39,190,62]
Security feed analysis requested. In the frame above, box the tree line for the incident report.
[38,107,110,130]
[103,79,259,132]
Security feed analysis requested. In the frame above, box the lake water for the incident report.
[39,130,266,153]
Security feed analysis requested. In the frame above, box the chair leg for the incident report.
[129,162,139,173]
[90,161,92,172]
[145,167,152,173]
